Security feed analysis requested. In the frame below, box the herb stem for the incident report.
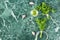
[40,31,43,38]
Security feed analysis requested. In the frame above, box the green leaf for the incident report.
[35,17,47,31]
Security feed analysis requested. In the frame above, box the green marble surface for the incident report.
[0,0,60,40]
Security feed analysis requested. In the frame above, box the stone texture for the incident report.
[0,0,60,40]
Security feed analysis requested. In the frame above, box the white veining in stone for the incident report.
[0,30,1,32]
[32,31,35,36]
[11,11,18,22]
[55,27,60,32]
[0,38,2,40]
[22,14,26,19]
[29,2,34,5]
